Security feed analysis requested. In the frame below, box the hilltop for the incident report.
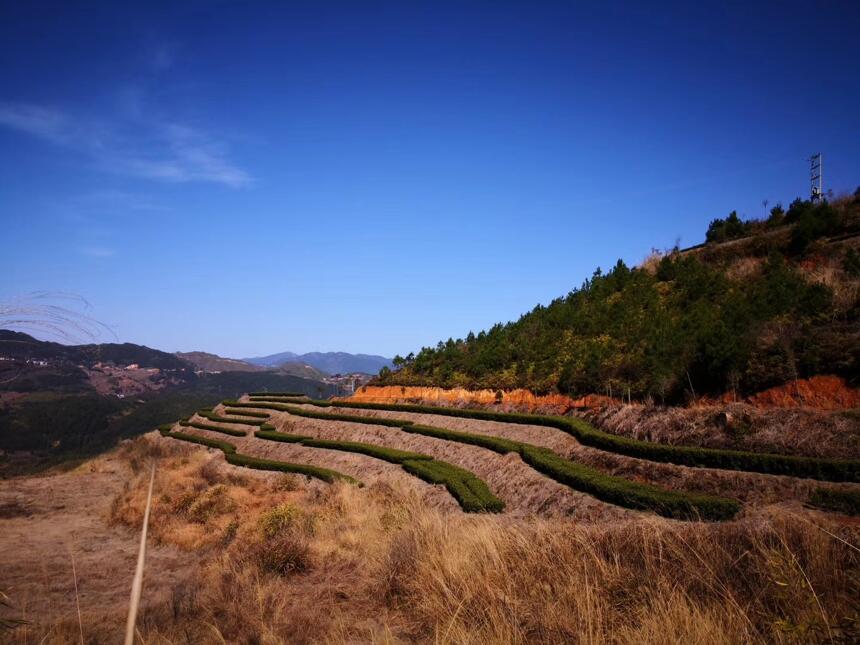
[175,351,265,373]
[378,193,860,404]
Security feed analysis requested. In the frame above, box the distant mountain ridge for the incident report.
[245,350,393,375]
[0,330,338,473]
[175,351,264,373]
[0,330,189,371]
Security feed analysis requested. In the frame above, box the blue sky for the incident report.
[1,1,859,358]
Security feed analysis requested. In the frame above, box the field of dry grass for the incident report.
[2,397,859,643]
[583,403,860,459]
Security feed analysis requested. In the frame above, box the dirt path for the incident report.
[0,453,200,638]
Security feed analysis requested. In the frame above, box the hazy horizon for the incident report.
[2,1,859,357]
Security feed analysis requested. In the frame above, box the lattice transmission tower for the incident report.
[810,153,823,203]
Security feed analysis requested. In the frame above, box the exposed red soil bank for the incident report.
[723,375,860,410]
[347,386,612,414]
[351,375,860,412]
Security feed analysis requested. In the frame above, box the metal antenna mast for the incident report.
[810,153,823,202]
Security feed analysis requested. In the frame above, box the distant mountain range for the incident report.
[175,351,265,373]
[0,330,340,474]
[1,330,190,371]
[176,351,329,380]
[244,351,393,375]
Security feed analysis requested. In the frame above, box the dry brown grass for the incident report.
[8,430,860,644]
[380,508,859,644]
[584,402,860,459]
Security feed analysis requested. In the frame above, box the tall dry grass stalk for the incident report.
[69,547,83,645]
[123,463,155,645]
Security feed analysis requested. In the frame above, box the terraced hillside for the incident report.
[158,392,860,521]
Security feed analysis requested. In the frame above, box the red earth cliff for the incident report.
[347,375,859,412]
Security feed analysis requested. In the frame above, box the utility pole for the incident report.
[810,153,823,203]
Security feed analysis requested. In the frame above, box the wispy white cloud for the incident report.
[0,103,73,144]
[0,100,252,188]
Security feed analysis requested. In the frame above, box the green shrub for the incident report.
[249,396,308,402]
[229,400,410,427]
[259,502,303,539]
[706,211,751,243]
[248,391,305,397]
[186,484,234,523]
[301,438,432,464]
[843,248,860,278]
[164,430,237,453]
[519,445,738,520]
[221,519,239,546]
[809,488,860,516]
[223,408,270,419]
[197,410,267,426]
[224,451,359,484]
[157,423,174,435]
[401,459,504,513]
[179,420,247,437]
[404,423,523,454]
[281,405,410,427]
[254,429,310,443]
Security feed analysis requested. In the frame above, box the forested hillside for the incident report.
[379,194,860,402]
[0,333,338,473]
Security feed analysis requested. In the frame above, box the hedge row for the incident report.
[223,408,270,419]
[230,398,740,519]
[520,445,739,520]
[159,427,358,484]
[179,420,247,437]
[405,423,523,454]
[301,438,433,464]
[292,399,859,483]
[254,429,310,443]
[224,451,358,484]
[197,410,268,426]
[227,400,408,427]
[809,488,860,516]
[249,396,307,402]
[162,429,237,453]
[402,423,737,520]
[402,459,505,513]
[280,404,409,427]
[248,391,305,397]
[253,426,499,512]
